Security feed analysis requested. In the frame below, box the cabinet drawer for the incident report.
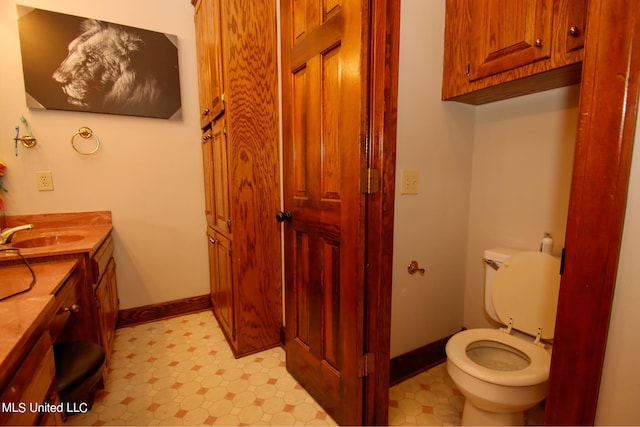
[91,235,114,283]
[49,269,82,342]
[0,332,56,426]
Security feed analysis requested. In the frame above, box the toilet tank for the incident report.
[483,247,521,323]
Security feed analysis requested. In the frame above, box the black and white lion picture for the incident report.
[18,8,181,119]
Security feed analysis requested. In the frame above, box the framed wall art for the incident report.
[17,6,182,119]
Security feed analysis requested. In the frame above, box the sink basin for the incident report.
[11,234,84,249]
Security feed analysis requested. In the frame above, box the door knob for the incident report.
[276,210,292,222]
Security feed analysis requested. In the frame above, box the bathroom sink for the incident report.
[11,233,84,249]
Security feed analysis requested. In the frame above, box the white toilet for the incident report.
[446,248,561,426]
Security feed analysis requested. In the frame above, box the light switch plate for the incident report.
[401,169,419,194]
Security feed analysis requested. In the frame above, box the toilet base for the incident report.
[462,399,524,426]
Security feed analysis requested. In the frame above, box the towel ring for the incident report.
[71,127,100,155]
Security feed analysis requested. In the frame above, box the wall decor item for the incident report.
[16,6,182,119]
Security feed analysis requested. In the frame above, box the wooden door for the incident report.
[469,0,553,80]
[280,0,367,424]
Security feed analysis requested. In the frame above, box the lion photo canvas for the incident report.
[16,6,182,119]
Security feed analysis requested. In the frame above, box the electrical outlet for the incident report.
[401,169,419,194]
[36,171,54,191]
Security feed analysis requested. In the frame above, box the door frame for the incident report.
[364,0,400,424]
[365,0,639,425]
[544,0,640,423]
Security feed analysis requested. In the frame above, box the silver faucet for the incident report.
[0,224,34,245]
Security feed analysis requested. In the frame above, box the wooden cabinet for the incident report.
[194,0,282,357]
[91,235,119,366]
[0,332,62,426]
[194,0,225,127]
[443,0,588,104]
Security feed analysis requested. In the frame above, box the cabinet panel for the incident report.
[469,0,553,80]
[195,0,225,128]
[207,228,234,342]
[96,258,118,366]
[0,333,57,426]
[201,127,215,225]
[91,233,119,367]
[211,117,231,234]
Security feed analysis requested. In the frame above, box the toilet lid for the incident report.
[492,251,561,339]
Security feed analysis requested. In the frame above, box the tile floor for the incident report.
[67,310,463,426]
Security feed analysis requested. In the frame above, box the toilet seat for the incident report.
[446,328,551,387]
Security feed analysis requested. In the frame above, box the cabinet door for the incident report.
[212,117,231,234]
[207,228,234,341]
[96,258,118,365]
[469,0,553,80]
[194,0,225,127]
[554,0,587,57]
[201,127,215,226]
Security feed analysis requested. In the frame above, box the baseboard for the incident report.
[116,294,212,328]
[389,334,454,386]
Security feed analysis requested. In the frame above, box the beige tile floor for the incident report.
[388,365,464,426]
[67,310,463,426]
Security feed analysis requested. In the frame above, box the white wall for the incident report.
[595,110,640,425]
[0,0,208,309]
[390,0,475,357]
[463,86,580,328]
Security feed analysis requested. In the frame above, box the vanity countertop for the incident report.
[0,210,112,261]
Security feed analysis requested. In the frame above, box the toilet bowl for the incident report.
[446,249,561,426]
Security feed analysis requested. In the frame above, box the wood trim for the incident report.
[389,335,451,386]
[116,294,212,328]
[365,0,400,424]
[545,0,640,424]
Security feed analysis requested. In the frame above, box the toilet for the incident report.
[446,248,561,426]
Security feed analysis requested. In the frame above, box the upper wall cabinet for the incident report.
[195,0,225,127]
[442,0,588,104]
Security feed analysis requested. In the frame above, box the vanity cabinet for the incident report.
[0,332,62,426]
[0,261,83,426]
[194,0,282,357]
[442,0,588,104]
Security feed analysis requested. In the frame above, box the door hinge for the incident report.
[360,168,379,194]
[358,352,375,377]
[466,63,471,76]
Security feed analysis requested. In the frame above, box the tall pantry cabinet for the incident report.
[192,0,282,357]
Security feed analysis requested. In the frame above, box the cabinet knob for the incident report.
[568,26,580,37]
[202,108,210,116]
[64,304,81,313]
[534,38,544,47]
[202,134,211,141]
[209,236,217,244]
